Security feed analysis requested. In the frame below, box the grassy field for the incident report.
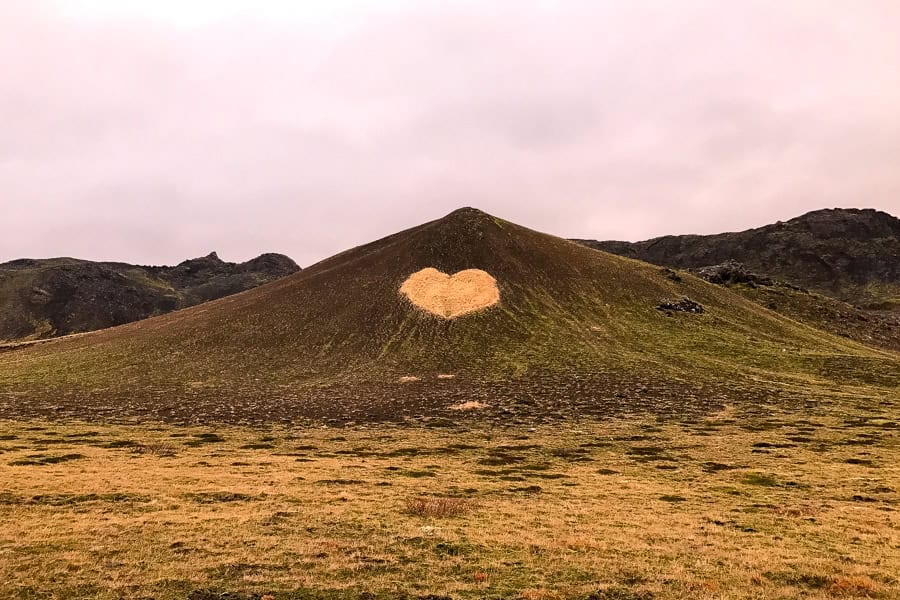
[1,400,897,600]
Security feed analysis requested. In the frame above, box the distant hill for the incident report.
[1,207,896,425]
[576,208,900,310]
[0,252,299,341]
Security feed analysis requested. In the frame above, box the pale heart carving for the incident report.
[400,268,500,318]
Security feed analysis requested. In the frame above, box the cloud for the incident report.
[1,0,899,265]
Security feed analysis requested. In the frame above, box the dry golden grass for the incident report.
[828,575,881,597]
[400,267,500,318]
[130,441,178,456]
[448,401,487,411]
[404,496,475,518]
[0,406,897,599]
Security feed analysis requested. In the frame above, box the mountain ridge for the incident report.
[0,251,299,342]
[575,207,900,310]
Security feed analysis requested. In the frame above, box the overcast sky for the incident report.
[3,0,899,266]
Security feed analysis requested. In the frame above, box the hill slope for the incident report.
[0,252,299,341]
[0,208,897,424]
[576,208,900,310]
[681,260,900,352]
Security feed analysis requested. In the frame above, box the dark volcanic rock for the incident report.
[656,297,704,314]
[575,208,900,309]
[692,260,776,287]
[239,252,300,274]
[0,253,300,341]
[659,268,682,282]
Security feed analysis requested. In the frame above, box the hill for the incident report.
[576,208,900,310]
[0,252,299,341]
[683,260,900,352]
[0,207,897,424]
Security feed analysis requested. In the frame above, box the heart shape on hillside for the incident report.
[400,268,500,318]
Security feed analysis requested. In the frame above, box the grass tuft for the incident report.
[131,442,178,457]
[404,496,474,518]
[741,472,781,487]
[828,575,880,597]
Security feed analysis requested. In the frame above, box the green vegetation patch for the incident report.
[184,433,226,447]
[183,492,256,503]
[763,571,830,589]
[702,462,739,472]
[509,485,542,494]
[40,492,150,505]
[98,439,140,448]
[444,443,480,451]
[316,479,365,486]
[549,447,594,462]
[476,453,525,466]
[659,495,687,503]
[240,442,276,450]
[627,446,676,463]
[399,469,437,478]
[10,453,85,466]
[585,588,654,600]
[740,472,781,487]
[845,457,876,467]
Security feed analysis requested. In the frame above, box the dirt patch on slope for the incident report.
[400,268,500,318]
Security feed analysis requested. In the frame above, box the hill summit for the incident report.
[1,207,897,424]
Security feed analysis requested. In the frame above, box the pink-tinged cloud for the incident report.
[2,0,899,266]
